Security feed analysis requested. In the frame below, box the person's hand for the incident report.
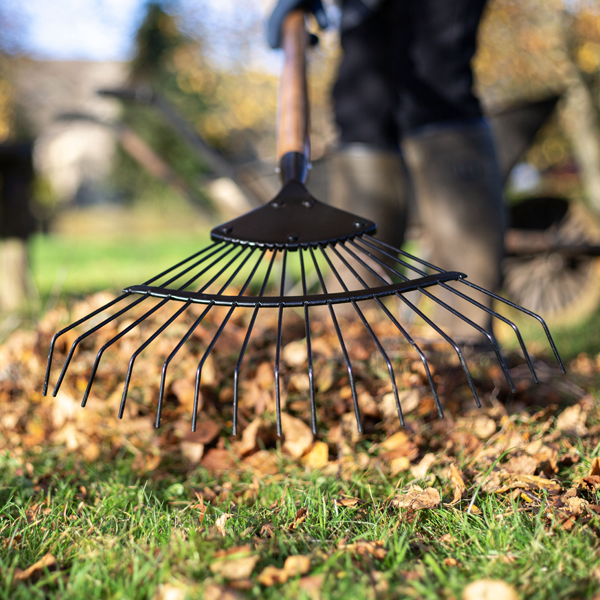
[266,0,328,49]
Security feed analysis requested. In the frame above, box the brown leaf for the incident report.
[390,456,411,476]
[298,575,324,600]
[243,450,279,476]
[210,554,259,580]
[589,457,600,477]
[203,584,247,600]
[181,442,204,464]
[281,413,313,458]
[302,441,329,469]
[497,474,562,495]
[215,513,233,537]
[335,497,368,508]
[288,507,308,531]
[381,431,409,451]
[504,454,538,475]
[555,404,588,436]
[449,464,467,505]
[183,419,220,445]
[410,453,436,479]
[201,449,237,474]
[471,416,497,440]
[214,545,252,559]
[258,565,288,586]
[463,579,519,600]
[155,583,188,600]
[282,340,307,367]
[13,553,56,581]
[393,487,441,510]
[444,557,459,567]
[260,523,275,538]
[282,555,311,577]
[338,540,387,560]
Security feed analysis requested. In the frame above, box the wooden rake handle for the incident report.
[277,10,310,166]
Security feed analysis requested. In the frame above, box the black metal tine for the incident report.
[343,241,480,407]
[459,279,566,373]
[156,246,258,427]
[354,238,517,392]
[309,246,363,433]
[274,249,288,437]
[233,249,278,435]
[190,248,265,431]
[119,301,192,419]
[81,297,170,406]
[44,243,224,397]
[299,248,317,434]
[52,294,148,397]
[362,235,564,374]
[85,246,252,410]
[323,244,403,424]
[44,293,130,396]
[174,243,240,291]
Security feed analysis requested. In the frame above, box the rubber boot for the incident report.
[402,121,506,341]
[329,144,410,250]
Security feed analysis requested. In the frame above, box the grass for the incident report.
[1,449,599,599]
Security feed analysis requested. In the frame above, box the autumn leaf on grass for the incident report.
[13,554,56,582]
[338,540,387,560]
[410,453,436,479]
[210,547,259,580]
[302,441,329,469]
[334,497,368,508]
[288,507,308,531]
[257,555,311,586]
[496,474,562,495]
[281,413,313,458]
[463,579,519,600]
[448,464,467,505]
[393,486,441,510]
[204,583,247,600]
[215,513,233,536]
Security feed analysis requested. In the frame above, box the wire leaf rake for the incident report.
[43,11,565,435]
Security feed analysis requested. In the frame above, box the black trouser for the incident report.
[333,0,488,147]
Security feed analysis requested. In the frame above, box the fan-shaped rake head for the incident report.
[43,178,565,436]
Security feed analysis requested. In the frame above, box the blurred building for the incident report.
[11,59,126,205]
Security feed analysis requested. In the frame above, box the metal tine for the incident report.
[308,245,363,434]
[356,237,518,393]
[233,249,278,435]
[190,248,265,431]
[343,240,481,408]
[357,238,538,383]
[274,249,288,437]
[156,245,255,426]
[49,242,229,398]
[52,294,148,397]
[299,248,317,434]
[459,279,566,374]
[80,244,248,407]
[43,242,223,396]
[330,243,431,422]
[364,234,563,372]
[119,300,192,419]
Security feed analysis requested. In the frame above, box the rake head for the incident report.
[43,175,565,436]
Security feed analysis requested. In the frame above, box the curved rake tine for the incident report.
[459,279,566,373]
[171,243,239,291]
[329,242,443,416]
[299,248,317,434]
[191,248,266,431]
[323,244,402,424]
[274,249,288,437]
[82,297,170,406]
[119,301,192,419]
[233,250,278,435]
[44,293,131,396]
[343,241,481,407]
[52,294,148,397]
[354,238,517,392]
[309,246,362,433]
[362,235,564,374]
[155,246,257,426]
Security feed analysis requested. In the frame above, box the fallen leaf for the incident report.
[13,554,56,581]
[210,555,259,580]
[449,464,467,505]
[288,507,308,531]
[282,555,311,577]
[338,540,387,560]
[258,565,288,586]
[410,453,436,479]
[335,497,368,508]
[215,513,233,536]
[555,404,588,436]
[390,456,411,475]
[381,431,409,451]
[393,487,441,510]
[299,575,324,600]
[281,413,313,458]
[471,417,497,440]
[504,454,538,475]
[203,584,247,600]
[214,545,252,559]
[302,441,329,469]
[155,583,188,600]
[462,579,519,600]
[181,441,204,463]
[444,557,458,567]
[589,457,600,477]
[282,340,307,367]
[257,555,310,586]
[201,449,237,474]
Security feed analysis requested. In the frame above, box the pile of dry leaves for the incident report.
[1,292,599,534]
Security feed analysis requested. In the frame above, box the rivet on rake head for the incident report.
[354,220,365,228]
[302,199,314,207]
[220,226,232,233]
[271,201,283,208]
[287,233,299,241]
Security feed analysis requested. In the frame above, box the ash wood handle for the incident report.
[277,10,310,162]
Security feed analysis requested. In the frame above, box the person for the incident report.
[267,0,506,340]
